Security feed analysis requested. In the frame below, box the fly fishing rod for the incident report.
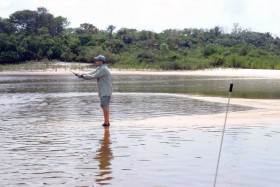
[68,70,79,76]
[213,83,233,187]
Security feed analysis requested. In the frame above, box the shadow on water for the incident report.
[94,128,114,185]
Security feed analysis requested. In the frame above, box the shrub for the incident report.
[160,61,183,70]
[202,45,217,57]
[137,51,156,63]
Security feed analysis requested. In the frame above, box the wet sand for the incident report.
[135,96,280,128]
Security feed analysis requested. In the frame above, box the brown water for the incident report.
[1,74,280,187]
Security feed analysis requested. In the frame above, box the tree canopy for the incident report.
[1,7,280,70]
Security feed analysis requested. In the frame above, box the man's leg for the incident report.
[102,107,110,125]
[100,96,111,126]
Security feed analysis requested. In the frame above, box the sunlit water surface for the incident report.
[1,74,280,187]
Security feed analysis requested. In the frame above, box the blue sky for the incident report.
[1,0,279,36]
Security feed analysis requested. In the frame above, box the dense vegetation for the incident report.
[1,7,280,70]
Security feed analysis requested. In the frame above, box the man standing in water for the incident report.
[77,55,113,127]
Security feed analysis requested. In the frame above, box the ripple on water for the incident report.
[0,92,254,126]
[1,75,279,186]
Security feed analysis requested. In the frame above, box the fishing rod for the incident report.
[213,83,233,187]
[68,69,79,76]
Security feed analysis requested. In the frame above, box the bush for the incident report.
[202,45,217,57]
[238,45,251,56]
[225,55,249,68]
[137,51,156,63]
[160,61,183,70]
[209,54,225,67]
[104,39,125,54]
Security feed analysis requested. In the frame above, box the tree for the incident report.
[160,43,169,53]
[0,33,23,63]
[106,25,116,38]
[49,16,69,35]
[9,7,69,36]
[116,28,137,44]
[78,34,92,45]
[232,23,242,35]
[9,10,37,34]
[105,39,124,53]
[0,18,16,34]
[38,27,49,35]
[210,26,223,37]
[60,47,74,61]
[76,23,98,34]
[136,30,155,41]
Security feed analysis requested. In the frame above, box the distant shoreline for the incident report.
[1,68,280,79]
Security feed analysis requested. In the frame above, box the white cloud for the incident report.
[0,0,279,36]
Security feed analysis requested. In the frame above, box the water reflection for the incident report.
[94,128,114,185]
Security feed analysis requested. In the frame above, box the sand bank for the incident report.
[133,95,280,128]
[111,68,280,79]
[1,68,280,79]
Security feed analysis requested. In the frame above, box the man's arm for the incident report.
[80,67,106,80]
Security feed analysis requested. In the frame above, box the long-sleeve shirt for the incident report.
[82,64,113,97]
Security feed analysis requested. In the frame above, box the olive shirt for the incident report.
[82,64,113,97]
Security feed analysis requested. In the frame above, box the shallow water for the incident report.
[1,74,280,187]
[1,74,280,99]
[1,121,280,187]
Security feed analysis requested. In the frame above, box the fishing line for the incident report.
[0,37,78,76]
[0,37,45,59]
[213,83,233,187]
[1,39,45,61]
[1,20,63,64]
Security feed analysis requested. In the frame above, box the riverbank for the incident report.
[1,67,280,79]
[112,68,280,79]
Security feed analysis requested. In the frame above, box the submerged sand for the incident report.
[134,96,280,128]
[112,68,280,127]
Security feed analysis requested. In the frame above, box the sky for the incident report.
[1,0,280,36]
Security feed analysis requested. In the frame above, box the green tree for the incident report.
[116,28,136,44]
[160,43,169,53]
[0,18,16,34]
[9,8,68,36]
[9,10,37,34]
[76,23,98,34]
[105,39,125,53]
[106,25,116,38]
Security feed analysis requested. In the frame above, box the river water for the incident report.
[0,74,280,187]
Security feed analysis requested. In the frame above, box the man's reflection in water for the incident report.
[94,128,114,185]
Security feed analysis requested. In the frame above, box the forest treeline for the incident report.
[1,7,280,70]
